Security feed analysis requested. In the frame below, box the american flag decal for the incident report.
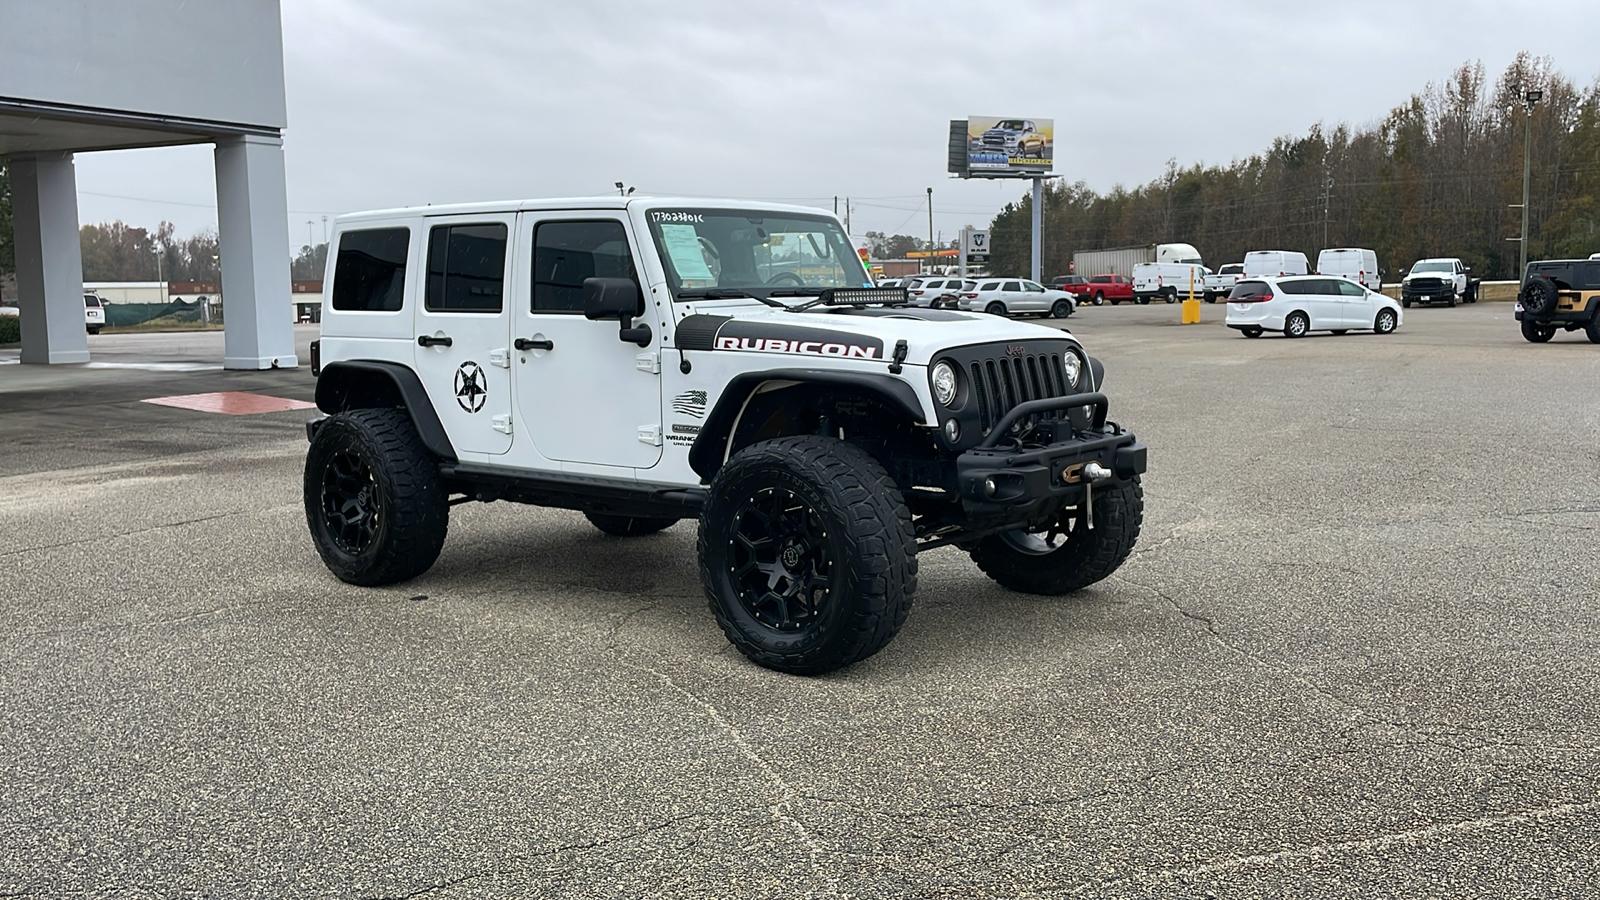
[671,390,708,418]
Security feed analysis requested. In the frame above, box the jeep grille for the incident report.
[969,352,1075,435]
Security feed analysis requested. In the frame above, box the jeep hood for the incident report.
[672,304,1078,367]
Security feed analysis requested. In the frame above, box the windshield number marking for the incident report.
[652,211,704,224]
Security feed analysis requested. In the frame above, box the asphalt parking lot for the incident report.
[2,305,1598,898]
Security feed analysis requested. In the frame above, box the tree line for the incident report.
[0,165,326,286]
[985,54,1600,281]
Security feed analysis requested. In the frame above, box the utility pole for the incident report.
[1322,175,1333,249]
[926,187,934,275]
[845,197,851,235]
[1030,176,1043,283]
[1520,88,1541,279]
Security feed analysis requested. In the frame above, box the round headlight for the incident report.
[1061,352,1083,388]
[931,361,958,406]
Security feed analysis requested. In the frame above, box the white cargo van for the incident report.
[1316,248,1380,291]
[1243,250,1310,278]
[1132,262,1209,303]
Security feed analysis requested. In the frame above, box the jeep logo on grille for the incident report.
[1004,344,1026,357]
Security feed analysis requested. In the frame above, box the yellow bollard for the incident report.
[1181,270,1201,323]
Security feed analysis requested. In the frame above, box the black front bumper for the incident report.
[953,393,1147,524]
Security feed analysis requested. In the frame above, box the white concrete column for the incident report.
[214,134,297,369]
[11,153,90,365]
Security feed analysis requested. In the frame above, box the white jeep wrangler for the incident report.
[304,197,1147,674]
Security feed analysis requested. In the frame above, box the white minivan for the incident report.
[1225,275,1402,338]
[1243,250,1310,278]
[1317,248,1381,292]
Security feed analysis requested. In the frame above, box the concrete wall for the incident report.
[0,0,286,129]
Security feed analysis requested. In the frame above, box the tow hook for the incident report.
[1068,462,1113,529]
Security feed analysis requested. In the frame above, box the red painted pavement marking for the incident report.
[141,391,318,415]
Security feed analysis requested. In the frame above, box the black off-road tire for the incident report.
[971,478,1143,595]
[1284,311,1310,338]
[1374,308,1398,335]
[304,408,448,586]
[1586,315,1600,344]
[584,512,678,537]
[1521,319,1555,343]
[1521,277,1558,316]
[698,436,917,675]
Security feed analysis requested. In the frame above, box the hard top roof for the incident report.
[334,196,837,225]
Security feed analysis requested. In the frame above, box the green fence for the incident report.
[105,299,215,327]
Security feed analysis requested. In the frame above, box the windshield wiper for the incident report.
[767,288,826,297]
[675,288,787,308]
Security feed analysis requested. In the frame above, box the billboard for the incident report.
[964,116,1053,176]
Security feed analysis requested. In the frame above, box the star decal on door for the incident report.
[454,361,488,413]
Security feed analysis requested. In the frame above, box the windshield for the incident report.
[1412,261,1453,274]
[647,209,870,300]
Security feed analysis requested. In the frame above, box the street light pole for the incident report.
[926,187,934,274]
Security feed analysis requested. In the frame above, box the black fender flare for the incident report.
[688,369,926,482]
[314,360,456,461]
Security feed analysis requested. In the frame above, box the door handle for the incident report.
[514,338,553,351]
[417,334,453,348]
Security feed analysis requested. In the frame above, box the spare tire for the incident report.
[1521,276,1559,316]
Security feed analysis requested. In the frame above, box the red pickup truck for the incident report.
[1048,275,1095,302]
[1084,273,1135,306]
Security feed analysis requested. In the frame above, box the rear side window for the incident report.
[426,223,507,313]
[1002,281,1021,291]
[533,220,638,313]
[332,227,410,312]
[978,281,1000,291]
[1231,281,1273,300]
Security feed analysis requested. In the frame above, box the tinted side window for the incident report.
[534,220,637,313]
[1277,281,1313,295]
[1231,281,1272,300]
[332,227,410,312]
[1583,263,1600,289]
[426,224,507,313]
[1337,280,1366,296]
[979,281,1000,291]
[1002,281,1021,291]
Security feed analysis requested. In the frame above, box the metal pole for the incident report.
[959,227,968,279]
[1521,106,1532,279]
[926,187,934,274]
[1030,176,1043,283]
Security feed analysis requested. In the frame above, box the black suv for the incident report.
[1515,258,1600,343]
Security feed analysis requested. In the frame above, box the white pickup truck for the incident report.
[1400,258,1478,307]
[1202,263,1244,302]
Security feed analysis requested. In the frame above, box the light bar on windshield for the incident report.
[822,287,909,306]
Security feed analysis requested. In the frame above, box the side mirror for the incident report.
[582,277,652,347]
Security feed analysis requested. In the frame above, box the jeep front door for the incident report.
[413,217,515,456]
[513,215,664,469]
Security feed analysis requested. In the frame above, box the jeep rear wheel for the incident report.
[584,512,678,537]
[971,478,1143,595]
[304,408,449,586]
[1521,319,1555,343]
[1587,315,1600,344]
[698,436,916,675]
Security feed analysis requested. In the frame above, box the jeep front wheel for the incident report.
[971,478,1143,595]
[304,408,449,586]
[698,436,916,675]
[585,512,678,537]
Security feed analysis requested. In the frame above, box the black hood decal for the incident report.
[675,316,885,360]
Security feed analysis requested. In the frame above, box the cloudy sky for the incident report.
[71,0,1600,252]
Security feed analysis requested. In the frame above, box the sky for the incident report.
[70,0,1600,253]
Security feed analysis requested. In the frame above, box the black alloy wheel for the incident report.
[322,451,379,554]
[1521,319,1556,343]
[1521,277,1558,316]
[727,488,833,633]
[1051,299,1072,319]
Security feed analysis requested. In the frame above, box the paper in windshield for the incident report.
[659,224,714,281]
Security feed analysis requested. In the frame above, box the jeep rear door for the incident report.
[413,215,516,456]
[513,213,664,470]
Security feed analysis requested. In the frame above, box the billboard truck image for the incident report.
[967,116,1053,174]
